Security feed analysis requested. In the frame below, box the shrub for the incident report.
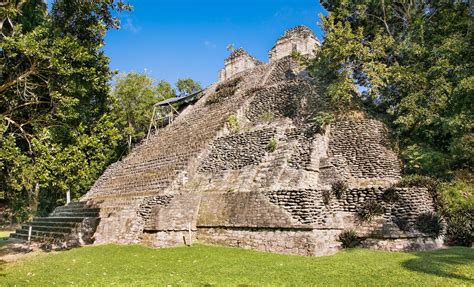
[393,217,410,231]
[331,180,347,199]
[322,190,331,205]
[415,212,443,238]
[444,210,472,246]
[438,179,473,246]
[226,115,239,133]
[357,200,384,222]
[267,138,278,152]
[396,175,440,195]
[338,230,361,248]
[312,112,334,130]
[206,77,241,105]
[258,111,274,123]
[382,188,400,203]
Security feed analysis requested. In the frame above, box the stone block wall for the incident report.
[219,48,262,81]
[269,26,321,62]
[199,129,276,173]
[319,119,401,187]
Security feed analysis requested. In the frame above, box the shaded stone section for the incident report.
[197,192,298,228]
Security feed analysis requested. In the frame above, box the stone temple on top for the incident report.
[11,26,443,256]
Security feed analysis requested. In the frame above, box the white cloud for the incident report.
[123,17,141,33]
[203,40,217,49]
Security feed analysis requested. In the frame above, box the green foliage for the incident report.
[338,230,361,248]
[0,0,129,222]
[312,112,334,130]
[331,180,347,199]
[415,212,444,238]
[322,190,331,205]
[258,111,275,123]
[206,77,241,105]
[313,1,473,177]
[267,138,278,152]
[357,200,384,222]
[176,78,201,96]
[382,188,399,203]
[226,115,240,133]
[111,71,165,151]
[396,175,440,195]
[394,217,410,232]
[438,180,473,246]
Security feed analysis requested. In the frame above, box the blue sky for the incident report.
[105,0,327,88]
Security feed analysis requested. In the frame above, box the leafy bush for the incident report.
[226,115,240,133]
[444,211,472,246]
[394,217,410,232]
[382,188,400,203]
[357,200,384,222]
[258,111,275,123]
[312,112,334,130]
[322,190,331,205]
[206,77,242,105]
[331,180,347,199]
[338,230,361,248]
[267,138,278,152]
[415,212,443,238]
[396,175,440,194]
[438,180,473,246]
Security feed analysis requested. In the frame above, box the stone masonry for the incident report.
[75,26,442,256]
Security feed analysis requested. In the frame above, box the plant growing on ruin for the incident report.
[394,217,410,232]
[206,77,242,105]
[415,212,443,238]
[322,190,331,205]
[267,138,278,152]
[226,115,240,133]
[382,188,400,204]
[338,230,361,248]
[258,111,275,123]
[331,180,347,199]
[357,200,384,222]
[312,112,334,131]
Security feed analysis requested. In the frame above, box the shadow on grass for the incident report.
[402,247,474,282]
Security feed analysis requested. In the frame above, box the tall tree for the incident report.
[311,0,473,178]
[176,78,201,96]
[0,0,130,221]
[111,72,163,151]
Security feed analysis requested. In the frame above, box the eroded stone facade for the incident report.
[80,26,443,256]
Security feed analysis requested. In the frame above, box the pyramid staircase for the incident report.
[10,202,100,245]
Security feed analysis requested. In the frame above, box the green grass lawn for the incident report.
[0,230,13,248]
[0,244,472,286]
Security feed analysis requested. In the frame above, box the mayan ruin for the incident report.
[9,26,444,256]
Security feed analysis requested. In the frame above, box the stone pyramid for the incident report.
[13,26,442,256]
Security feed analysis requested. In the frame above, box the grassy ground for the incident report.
[0,244,472,286]
[0,231,12,248]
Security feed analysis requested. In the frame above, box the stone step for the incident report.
[32,217,89,223]
[49,212,99,218]
[14,228,68,239]
[21,225,73,233]
[54,206,100,213]
[10,233,64,242]
[28,221,79,228]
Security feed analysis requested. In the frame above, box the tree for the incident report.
[111,72,162,151]
[311,1,473,178]
[0,0,130,221]
[176,78,201,96]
